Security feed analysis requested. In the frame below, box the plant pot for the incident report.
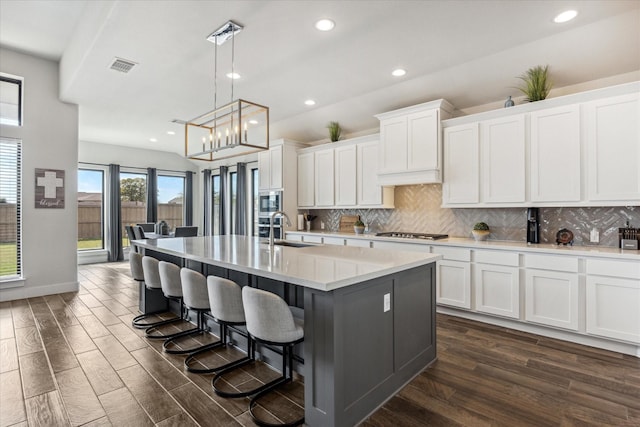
[472,230,490,241]
[354,226,365,235]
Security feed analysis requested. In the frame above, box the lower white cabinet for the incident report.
[345,238,372,248]
[586,259,640,344]
[474,263,520,319]
[323,237,345,246]
[525,269,579,331]
[437,260,471,309]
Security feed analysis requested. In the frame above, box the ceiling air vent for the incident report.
[109,57,137,73]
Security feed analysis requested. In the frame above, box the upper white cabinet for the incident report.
[258,144,283,191]
[530,105,581,202]
[297,152,315,208]
[584,93,640,203]
[334,145,357,206]
[297,135,394,209]
[376,99,453,186]
[442,81,639,207]
[482,115,526,203]
[314,148,335,207]
[442,123,479,204]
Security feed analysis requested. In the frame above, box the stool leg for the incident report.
[145,298,194,340]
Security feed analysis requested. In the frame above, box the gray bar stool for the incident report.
[132,255,176,329]
[213,286,304,427]
[162,268,215,354]
[145,261,196,340]
[184,276,253,373]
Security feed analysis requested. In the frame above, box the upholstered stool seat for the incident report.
[184,276,252,373]
[131,255,178,330]
[162,268,216,354]
[213,286,304,427]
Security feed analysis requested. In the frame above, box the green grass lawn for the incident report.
[0,243,18,276]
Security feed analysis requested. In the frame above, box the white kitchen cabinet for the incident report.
[345,238,372,248]
[297,152,315,207]
[481,115,526,203]
[376,99,453,186]
[314,148,334,206]
[334,145,357,206]
[530,104,581,203]
[442,123,479,205]
[323,236,345,246]
[372,241,426,252]
[435,247,472,309]
[585,93,640,203]
[357,140,394,207]
[586,259,640,344]
[474,251,520,319]
[258,144,283,190]
[524,256,580,331]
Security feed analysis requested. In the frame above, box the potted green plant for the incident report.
[472,222,490,241]
[327,121,342,142]
[516,65,552,102]
[354,219,365,235]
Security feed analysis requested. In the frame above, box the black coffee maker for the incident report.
[527,208,540,244]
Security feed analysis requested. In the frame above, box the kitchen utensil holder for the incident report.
[618,227,639,250]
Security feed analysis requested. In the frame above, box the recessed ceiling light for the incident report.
[392,68,407,77]
[554,10,578,23]
[249,120,259,125]
[315,19,335,31]
[226,72,241,79]
[149,138,158,142]
[166,131,176,135]
[304,99,316,106]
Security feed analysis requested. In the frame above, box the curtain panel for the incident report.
[146,167,158,223]
[107,164,123,261]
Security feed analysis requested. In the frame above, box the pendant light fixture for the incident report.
[185,20,269,161]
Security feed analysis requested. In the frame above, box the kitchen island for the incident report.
[133,235,442,427]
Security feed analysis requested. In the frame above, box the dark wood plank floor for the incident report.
[0,261,638,426]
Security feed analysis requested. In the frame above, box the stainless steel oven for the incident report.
[258,190,282,216]
[258,216,282,239]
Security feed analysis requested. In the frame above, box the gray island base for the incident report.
[133,236,441,427]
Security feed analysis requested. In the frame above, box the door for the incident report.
[475,263,520,319]
[436,260,471,309]
[407,109,439,171]
[357,141,382,206]
[297,152,315,207]
[442,123,479,204]
[525,269,579,330]
[314,148,335,207]
[379,116,407,174]
[335,145,357,206]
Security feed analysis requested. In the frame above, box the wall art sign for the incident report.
[35,168,65,208]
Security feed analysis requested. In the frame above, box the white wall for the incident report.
[0,47,79,301]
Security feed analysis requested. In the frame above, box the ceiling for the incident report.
[1,1,639,157]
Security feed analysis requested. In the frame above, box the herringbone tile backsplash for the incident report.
[304,184,639,248]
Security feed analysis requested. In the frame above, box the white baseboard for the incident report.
[0,281,79,302]
[78,250,109,265]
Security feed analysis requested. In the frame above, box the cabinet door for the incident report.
[379,116,407,174]
[585,93,640,202]
[436,260,471,309]
[270,144,283,190]
[407,109,439,171]
[258,150,271,190]
[314,148,335,207]
[530,105,581,202]
[442,123,479,204]
[335,145,357,206]
[586,276,640,344]
[525,269,579,331]
[475,264,520,319]
[357,141,382,206]
[481,115,526,203]
[297,152,315,207]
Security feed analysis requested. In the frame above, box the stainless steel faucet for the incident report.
[269,211,291,247]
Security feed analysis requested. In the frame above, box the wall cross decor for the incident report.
[35,168,65,208]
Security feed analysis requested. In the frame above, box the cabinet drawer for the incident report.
[525,254,578,273]
[372,241,427,252]
[586,259,640,279]
[345,238,372,248]
[475,250,519,267]
[432,246,470,262]
[323,237,345,246]
[303,235,323,244]
[285,234,303,242]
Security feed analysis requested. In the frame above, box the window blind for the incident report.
[0,137,22,279]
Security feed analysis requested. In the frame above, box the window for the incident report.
[0,75,23,126]
[157,174,185,231]
[212,174,220,235]
[120,171,147,246]
[0,138,22,280]
[78,168,105,250]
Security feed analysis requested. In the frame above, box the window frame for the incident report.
[0,74,24,127]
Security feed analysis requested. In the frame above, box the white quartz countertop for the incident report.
[285,231,640,261]
[132,235,441,292]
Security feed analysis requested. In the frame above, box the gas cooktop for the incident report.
[375,232,449,240]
